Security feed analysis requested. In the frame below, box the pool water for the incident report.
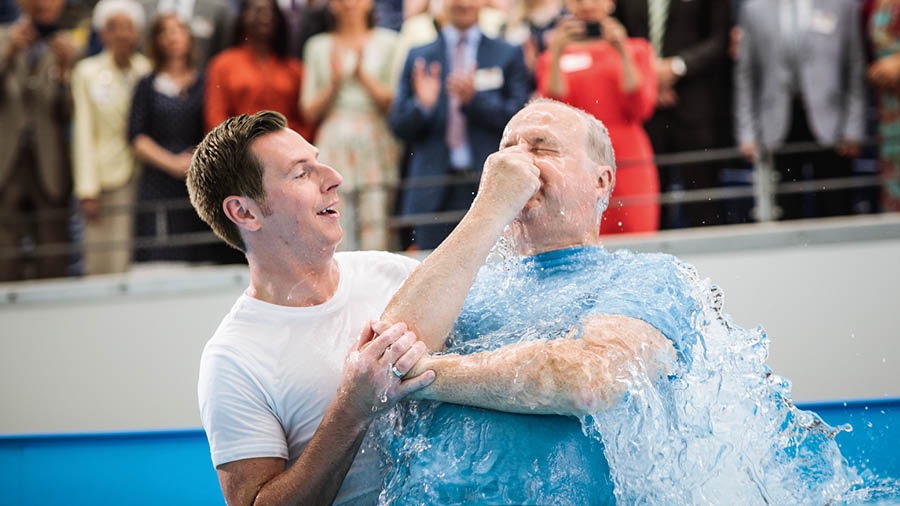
[379,245,900,504]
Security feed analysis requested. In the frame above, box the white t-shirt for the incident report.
[198,251,419,505]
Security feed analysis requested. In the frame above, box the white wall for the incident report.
[2,215,899,435]
[0,267,247,435]
[679,240,899,403]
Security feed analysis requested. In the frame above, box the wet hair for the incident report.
[187,110,287,252]
[232,0,290,58]
[146,13,197,72]
[523,97,617,220]
[92,0,145,32]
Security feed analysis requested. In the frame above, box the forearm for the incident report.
[301,80,340,126]
[678,1,730,74]
[254,399,370,506]
[381,201,514,351]
[357,71,393,113]
[619,48,640,94]
[388,96,428,140]
[132,135,184,177]
[413,339,622,416]
[546,51,567,98]
[413,315,676,417]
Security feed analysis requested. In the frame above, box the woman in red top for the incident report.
[536,0,658,234]
[205,0,310,138]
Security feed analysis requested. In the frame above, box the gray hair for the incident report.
[524,97,617,222]
[92,0,146,32]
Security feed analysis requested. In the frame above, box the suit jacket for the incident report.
[0,26,73,203]
[734,0,867,149]
[615,0,732,133]
[389,33,530,216]
[71,51,151,199]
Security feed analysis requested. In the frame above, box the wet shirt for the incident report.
[380,245,703,505]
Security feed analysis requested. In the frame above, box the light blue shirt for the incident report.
[380,246,702,504]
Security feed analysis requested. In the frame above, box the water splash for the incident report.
[377,246,899,504]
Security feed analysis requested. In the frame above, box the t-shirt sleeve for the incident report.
[632,256,704,355]
[198,344,288,467]
[578,253,703,355]
[393,252,420,277]
[368,250,420,281]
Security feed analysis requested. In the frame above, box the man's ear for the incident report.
[223,196,263,233]
[596,164,614,197]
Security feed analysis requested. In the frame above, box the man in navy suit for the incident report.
[389,0,531,251]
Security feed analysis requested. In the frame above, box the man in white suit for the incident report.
[734,0,867,220]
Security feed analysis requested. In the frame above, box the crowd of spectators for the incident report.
[0,0,895,281]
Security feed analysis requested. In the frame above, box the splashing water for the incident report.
[377,245,899,505]
[585,258,858,505]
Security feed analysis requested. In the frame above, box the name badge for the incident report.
[559,53,593,73]
[809,10,836,35]
[90,71,115,103]
[473,67,504,91]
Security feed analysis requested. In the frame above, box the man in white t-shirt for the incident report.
[188,110,431,505]
[187,109,541,505]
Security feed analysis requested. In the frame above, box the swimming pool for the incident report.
[0,398,896,505]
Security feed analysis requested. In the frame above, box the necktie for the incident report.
[446,35,467,151]
[648,0,670,56]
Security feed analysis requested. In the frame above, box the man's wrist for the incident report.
[332,384,378,428]
[468,197,520,232]
[414,99,436,116]
[407,354,433,379]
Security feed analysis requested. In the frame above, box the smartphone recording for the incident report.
[584,21,603,39]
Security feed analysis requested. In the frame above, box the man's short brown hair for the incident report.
[187,111,287,252]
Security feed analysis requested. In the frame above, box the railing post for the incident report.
[751,149,780,222]
[155,205,168,239]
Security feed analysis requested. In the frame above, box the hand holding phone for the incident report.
[584,21,603,39]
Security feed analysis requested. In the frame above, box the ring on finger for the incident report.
[390,363,404,379]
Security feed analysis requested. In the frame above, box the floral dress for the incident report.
[302,28,402,251]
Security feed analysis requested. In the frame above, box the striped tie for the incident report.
[648,0,670,56]
[446,35,467,150]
